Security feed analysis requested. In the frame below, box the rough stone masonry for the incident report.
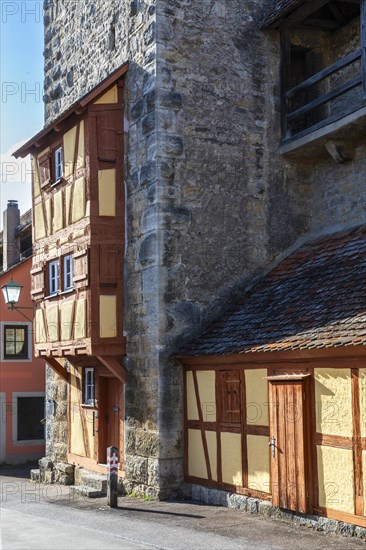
[42,0,366,497]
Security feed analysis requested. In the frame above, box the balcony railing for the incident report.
[282,48,366,143]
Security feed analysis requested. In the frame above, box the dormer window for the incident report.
[54,146,63,182]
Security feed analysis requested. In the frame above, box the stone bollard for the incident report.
[107,446,118,508]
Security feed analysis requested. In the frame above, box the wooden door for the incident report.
[269,381,308,513]
[97,377,122,465]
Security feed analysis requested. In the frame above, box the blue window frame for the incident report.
[49,260,59,295]
[63,255,74,291]
[54,146,63,181]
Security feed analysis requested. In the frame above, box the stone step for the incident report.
[70,485,106,499]
[30,469,40,482]
[79,471,107,493]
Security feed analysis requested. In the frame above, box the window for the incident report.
[49,260,60,295]
[12,393,45,444]
[63,255,74,290]
[4,325,29,359]
[83,368,95,405]
[48,254,74,295]
[17,396,45,441]
[54,146,63,182]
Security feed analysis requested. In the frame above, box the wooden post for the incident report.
[361,0,366,99]
[107,446,118,507]
[280,29,291,141]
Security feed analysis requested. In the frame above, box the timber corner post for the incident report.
[107,446,119,508]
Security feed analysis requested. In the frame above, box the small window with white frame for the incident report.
[83,368,95,406]
[54,146,63,182]
[63,254,74,291]
[49,260,60,295]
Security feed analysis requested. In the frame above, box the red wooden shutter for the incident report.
[219,371,242,424]
[96,111,121,162]
[73,249,89,288]
[37,152,51,187]
[30,264,45,300]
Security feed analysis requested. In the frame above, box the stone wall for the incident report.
[41,0,365,498]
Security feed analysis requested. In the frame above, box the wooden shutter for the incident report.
[37,152,51,188]
[99,244,122,285]
[219,371,242,425]
[73,249,89,288]
[96,111,120,163]
[30,264,45,300]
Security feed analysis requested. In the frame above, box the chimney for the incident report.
[3,200,20,270]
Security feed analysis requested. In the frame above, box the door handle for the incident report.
[269,435,276,458]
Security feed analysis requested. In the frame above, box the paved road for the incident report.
[0,466,364,550]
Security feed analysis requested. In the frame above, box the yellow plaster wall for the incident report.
[98,169,116,216]
[44,198,51,236]
[32,156,40,197]
[317,445,355,514]
[99,295,117,338]
[197,371,216,422]
[314,368,352,437]
[72,177,86,222]
[34,204,46,241]
[60,301,74,341]
[188,429,207,479]
[76,120,85,171]
[35,309,46,343]
[206,431,217,482]
[247,435,270,493]
[245,369,269,426]
[70,369,86,457]
[45,304,59,342]
[94,85,118,104]
[186,371,199,421]
[221,432,242,487]
[360,369,366,439]
[53,190,63,232]
[74,299,87,340]
[63,125,77,178]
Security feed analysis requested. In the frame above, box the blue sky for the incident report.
[1,1,44,221]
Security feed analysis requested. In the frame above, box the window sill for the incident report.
[12,439,45,447]
[60,288,74,296]
[81,404,96,409]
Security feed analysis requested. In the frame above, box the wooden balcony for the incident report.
[268,0,366,157]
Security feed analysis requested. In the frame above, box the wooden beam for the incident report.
[280,0,330,28]
[96,356,127,384]
[46,357,68,382]
[351,368,364,517]
[361,0,366,98]
[281,29,291,140]
[328,1,347,25]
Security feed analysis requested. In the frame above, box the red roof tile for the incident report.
[177,225,366,357]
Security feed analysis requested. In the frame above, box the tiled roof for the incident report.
[177,225,366,357]
[263,0,303,27]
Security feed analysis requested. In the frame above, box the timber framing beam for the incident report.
[46,357,68,382]
[97,356,127,384]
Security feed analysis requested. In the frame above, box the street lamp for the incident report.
[1,278,33,321]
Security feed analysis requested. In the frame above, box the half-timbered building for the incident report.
[178,225,366,529]
[14,66,128,474]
